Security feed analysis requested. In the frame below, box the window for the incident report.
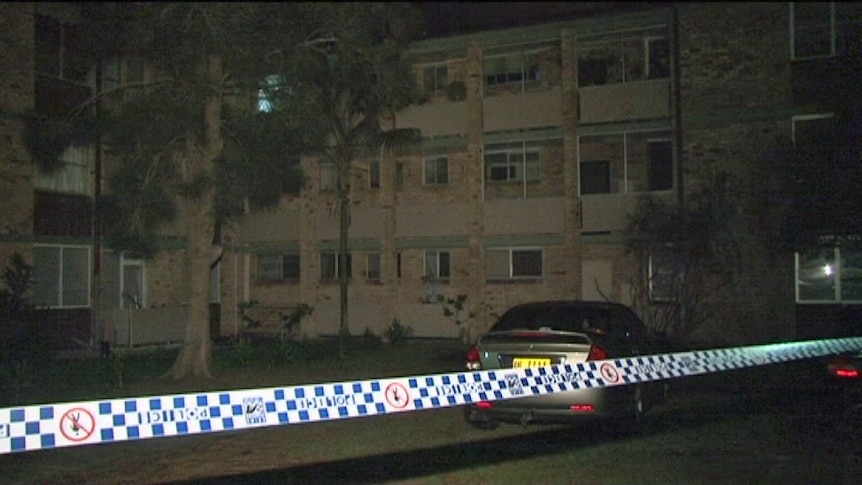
[258,74,292,112]
[396,252,402,278]
[210,260,220,304]
[424,251,450,279]
[422,64,448,96]
[646,37,671,79]
[647,139,673,191]
[649,250,683,302]
[423,156,449,185]
[796,243,862,303]
[486,248,543,280]
[34,145,94,196]
[259,254,300,282]
[580,161,611,195]
[792,114,835,148]
[579,131,673,195]
[320,252,351,281]
[484,143,541,183]
[365,253,381,281]
[34,14,88,83]
[577,29,669,86]
[791,2,858,59]
[33,191,92,237]
[121,253,145,309]
[320,162,337,191]
[101,56,146,106]
[33,245,90,308]
[483,50,542,93]
[369,159,380,189]
[396,162,404,190]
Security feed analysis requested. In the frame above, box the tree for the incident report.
[27,3,308,379]
[624,170,746,340]
[266,3,423,361]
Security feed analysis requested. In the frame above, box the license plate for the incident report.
[513,358,551,368]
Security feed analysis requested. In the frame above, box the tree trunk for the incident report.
[165,54,224,380]
[337,156,351,362]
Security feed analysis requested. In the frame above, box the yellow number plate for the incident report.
[512,358,551,368]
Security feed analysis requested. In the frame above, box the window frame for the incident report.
[365,252,381,282]
[320,252,352,281]
[423,250,451,281]
[258,253,301,283]
[483,49,545,93]
[791,113,835,147]
[369,159,381,189]
[486,247,544,281]
[578,130,674,195]
[795,242,862,304]
[576,30,669,87]
[33,244,91,309]
[319,161,338,192]
[420,63,449,97]
[483,141,543,199]
[423,156,449,186]
[120,252,146,309]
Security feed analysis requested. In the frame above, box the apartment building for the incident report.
[1,3,859,350]
[228,2,861,344]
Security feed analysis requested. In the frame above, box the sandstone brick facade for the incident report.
[5,3,857,349]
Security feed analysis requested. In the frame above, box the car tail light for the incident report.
[587,344,610,361]
[570,404,595,413]
[466,346,481,370]
[477,400,494,410]
[828,356,859,379]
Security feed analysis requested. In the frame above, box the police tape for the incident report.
[2,336,861,455]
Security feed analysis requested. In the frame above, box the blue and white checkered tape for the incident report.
[2,336,860,455]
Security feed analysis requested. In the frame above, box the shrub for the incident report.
[385,319,413,345]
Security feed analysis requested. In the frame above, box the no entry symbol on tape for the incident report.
[60,408,95,442]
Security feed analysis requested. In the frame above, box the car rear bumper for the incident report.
[466,386,635,424]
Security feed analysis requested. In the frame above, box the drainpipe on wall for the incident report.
[671,4,684,212]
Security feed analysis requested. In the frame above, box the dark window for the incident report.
[578,58,608,86]
[258,254,300,282]
[648,38,670,79]
[648,141,673,191]
[321,252,352,280]
[580,161,611,195]
[34,191,93,237]
[370,160,380,188]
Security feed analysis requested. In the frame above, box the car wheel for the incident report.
[619,385,648,435]
[463,406,500,431]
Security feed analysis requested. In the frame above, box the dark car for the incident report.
[463,300,668,430]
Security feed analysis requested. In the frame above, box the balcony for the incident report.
[579,78,670,124]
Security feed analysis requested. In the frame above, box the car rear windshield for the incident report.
[490,304,630,334]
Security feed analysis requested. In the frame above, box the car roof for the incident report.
[491,300,641,333]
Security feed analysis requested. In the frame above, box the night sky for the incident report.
[419,2,651,39]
